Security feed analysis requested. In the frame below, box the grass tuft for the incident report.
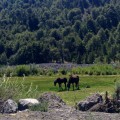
[29,102,48,112]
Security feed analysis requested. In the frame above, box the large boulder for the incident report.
[77,93,103,111]
[38,92,66,109]
[88,103,106,112]
[18,98,39,111]
[2,99,18,113]
[89,99,120,113]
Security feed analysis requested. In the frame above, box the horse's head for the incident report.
[54,78,59,86]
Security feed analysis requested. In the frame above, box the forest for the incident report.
[0,0,120,65]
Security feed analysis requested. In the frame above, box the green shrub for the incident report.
[16,65,30,76]
[29,102,48,112]
[0,75,38,101]
[5,67,14,77]
[30,64,38,75]
[95,71,101,75]
[84,71,89,75]
[113,81,120,100]
[89,71,93,75]
[112,71,117,75]
[59,68,67,75]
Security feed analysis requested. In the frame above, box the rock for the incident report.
[18,98,39,111]
[117,100,120,106]
[77,93,103,111]
[38,92,66,109]
[0,99,4,113]
[77,100,97,111]
[2,99,18,113]
[86,93,103,103]
[88,103,106,112]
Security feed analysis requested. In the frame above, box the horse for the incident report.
[54,78,67,91]
[67,75,79,91]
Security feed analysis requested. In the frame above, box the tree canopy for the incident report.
[0,0,120,64]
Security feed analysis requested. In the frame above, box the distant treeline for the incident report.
[0,0,120,65]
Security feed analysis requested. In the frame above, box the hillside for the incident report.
[0,0,120,64]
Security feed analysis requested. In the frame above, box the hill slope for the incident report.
[0,0,120,64]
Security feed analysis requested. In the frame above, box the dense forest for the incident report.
[0,0,120,65]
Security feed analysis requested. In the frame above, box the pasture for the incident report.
[11,75,120,105]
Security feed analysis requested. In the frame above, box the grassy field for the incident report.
[10,75,120,105]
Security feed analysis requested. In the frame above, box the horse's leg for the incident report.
[72,83,74,91]
[67,83,70,91]
[58,83,61,91]
[58,83,60,91]
[64,82,67,90]
[61,83,63,90]
[77,82,80,90]
[75,83,77,89]
[59,83,63,91]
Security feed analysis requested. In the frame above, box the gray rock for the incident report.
[88,103,106,112]
[18,98,39,111]
[2,99,18,113]
[77,93,103,111]
[38,92,66,109]
[117,100,120,106]
[0,99,4,113]
[86,93,103,103]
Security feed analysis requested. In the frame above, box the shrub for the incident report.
[16,65,30,76]
[5,66,14,77]
[95,71,101,75]
[29,102,48,112]
[113,81,120,100]
[58,68,67,75]
[89,71,93,75]
[0,74,38,101]
[30,64,38,75]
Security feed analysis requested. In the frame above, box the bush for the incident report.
[0,74,38,101]
[30,64,38,75]
[5,66,14,77]
[29,102,48,112]
[58,68,67,75]
[89,71,93,75]
[16,65,30,76]
[113,81,120,100]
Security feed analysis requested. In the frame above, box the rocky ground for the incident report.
[0,93,120,120]
[0,108,120,120]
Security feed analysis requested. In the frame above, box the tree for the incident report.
[0,53,7,64]
[86,18,96,33]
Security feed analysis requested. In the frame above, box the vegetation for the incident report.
[113,81,120,100]
[0,0,120,65]
[0,74,39,101]
[0,64,120,77]
[0,75,118,105]
[29,102,48,112]
[0,64,120,105]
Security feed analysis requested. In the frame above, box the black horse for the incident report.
[67,75,79,91]
[54,78,67,90]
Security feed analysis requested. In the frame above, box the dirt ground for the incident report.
[0,108,120,120]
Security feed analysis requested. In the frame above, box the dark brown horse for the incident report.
[67,75,79,91]
[54,78,67,90]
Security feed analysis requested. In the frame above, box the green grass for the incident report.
[9,75,120,105]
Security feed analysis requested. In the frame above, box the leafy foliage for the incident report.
[0,0,120,64]
[29,102,48,112]
[0,74,38,101]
